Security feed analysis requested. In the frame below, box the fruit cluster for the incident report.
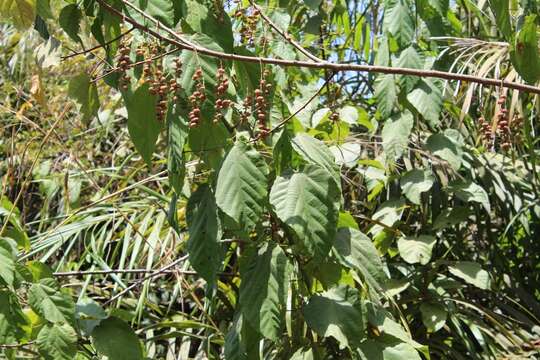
[496,95,511,151]
[478,116,493,148]
[188,68,206,127]
[117,42,132,91]
[254,69,272,138]
[235,6,260,45]
[213,67,231,124]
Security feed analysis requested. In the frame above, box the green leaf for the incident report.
[36,0,52,19]
[167,105,188,193]
[138,0,176,27]
[37,323,77,360]
[68,73,100,125]
[425,133,463,170]
[510,15,540,83]
[240,243,291,340]
[334,228,388,291]
[397,235,436,265]
[270,165,340,260]
[490,0,511,39]
[59,4,82,43]
[407,79,443,127]
[75,298,107,336]
[291,133,340,186]
[419,303,447,332]
[303,285,365,347]
[186,184,223,285]
[0,290,28,344]
[433,207,471,229]
[396,47,423,92]
[216,141,269,232]
[339,106,359,125]
[374,74,397,119]
[0,240,15,286]
[382,111,414,159]
[400,170,434,205]
[357,339,422,360]
[383,0,414,47]
[0,0,35,30]
[182,0,234,52]
[290,347,316,360]
[448,262,490,289]
[124,84,162,165]
[28,278,75,325]
[448,180,490,213]
[303,0,322,10]
[91,317,143,360]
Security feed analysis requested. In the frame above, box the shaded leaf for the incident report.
[37,323,77,360]
[216,141,269,232]
[59,4,82,43]
[448,180,490,213]
[68,73,100,125]
[0,0,35,30]
[397,235,436,265]
[382,111,414,159]
[91,317,143,360]
[270,165,340,260]
[186,184,223,284]
[448,262,491,290]
[419,303,447,332]
[0,290,28,344]
[425,133,463,170]
[303,285,365,347]
[510,15,540,83]
[240,243,291,340]
[375,74,397,119]
[383,0,414,47]
[407,79,443,127]
[28,279,75,325]
[400,169,434,205]
[396,47,423,92]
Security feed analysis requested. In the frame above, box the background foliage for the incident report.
[1,0,540,358]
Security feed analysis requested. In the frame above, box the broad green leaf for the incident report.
[448,262,491,289]
[224,314,248,360]
[182,0,234,52]
[375,36,390,66]
[290,347,316,360]
[167,105,188,193]
[303,0,322,10]
[397,235,436,265]
[339,106,359,125]
[240,243,291,340]
[448,180,490,213]
[357,339,422,360]
[407,79,443,127]
[367,303,422,348]
[303,285,365,347]
[383,0,414,47]
[289,84,321,128]
[26,261,54,282]
[510,15,540,83]
[396,47,423,92]
[75,298,107,336]
[138,0,175,27]
[490,0,511,39]
[400,169,434,205]
[330,143,362,168]
[311,107,330,128]
[28,278,75,325]
[334,228,387,291]
[382,111,414,159]
[124,84,162,165]
[0,290,28,344]
[36,0,52,19]
[59,4,82,43]
[91,317,143,360]
[419,303,447,332]
[186,184,223,284]
[37,323,77,360]
[374,74,397,119]
[291,133,340,185]
[216,141,269,232]
[0,0,35,30]
[68,73,100,125]
[369,198,405,236]
[433,207,471,229]
[425,133,463,170]
[0,240,15,286]
[270,165,340,260]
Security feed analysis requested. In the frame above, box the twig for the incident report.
[103,255,189,305]
[247,0,322,62]
[95,0,540,95]
[54,268,235,277]
[62,28,135,60]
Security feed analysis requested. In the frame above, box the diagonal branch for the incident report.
[247,0,322,63]
[96,0,540,95]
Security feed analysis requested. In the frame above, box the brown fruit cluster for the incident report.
[255,69,272,139]
[496,95,510,151]
[188,68,205,128]
[478,116,493,148]
[329,112,339,122]
[511,115,523,145]
[240,95,253,123]
[117,42,132,91]
[235,7,260,45]
[213,67,231,124]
